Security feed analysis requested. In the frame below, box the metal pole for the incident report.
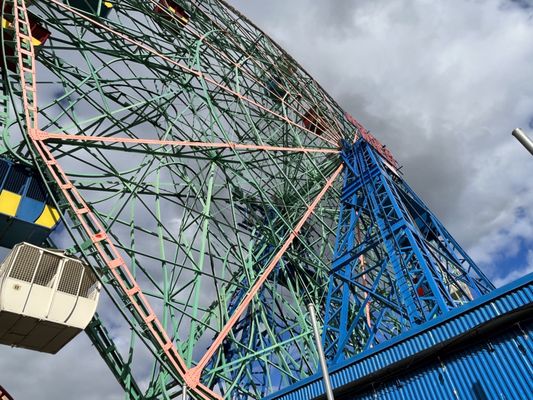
[308,303,335,400]
[512,128,533,156]
[182,384,187,400]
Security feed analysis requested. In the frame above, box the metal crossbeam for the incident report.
[323,139,494,364]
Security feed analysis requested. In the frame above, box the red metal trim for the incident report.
[344,112,398,169]
[12,0,342,396]
[28,140,223,400]
[45,0,340,147]
[13,0,219,398]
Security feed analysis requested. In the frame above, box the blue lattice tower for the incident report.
[323,137,495,364]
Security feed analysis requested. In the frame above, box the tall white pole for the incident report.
[308,303,335,400]
[512,128,533,156]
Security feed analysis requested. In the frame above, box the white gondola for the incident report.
[0,242,100,353]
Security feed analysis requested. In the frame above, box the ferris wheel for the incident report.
[0,0,360,398]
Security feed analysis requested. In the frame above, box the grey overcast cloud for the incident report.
[1,1,532,399]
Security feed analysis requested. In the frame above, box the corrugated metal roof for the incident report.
[266,273,533,400]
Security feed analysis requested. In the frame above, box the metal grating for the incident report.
[26,175,47,202]
[33,251,60,287]
[79,268,98,299]
[57,260,83,295]
[3,165,27,194]
[0,160,9,187]
[9,245,40,282]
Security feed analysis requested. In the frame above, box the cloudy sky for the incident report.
[2,0,532,398]
[228,0,533,286]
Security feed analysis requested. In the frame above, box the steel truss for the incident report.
[323,139,494,364]
[0,0,496,398]
[1,0,349,398]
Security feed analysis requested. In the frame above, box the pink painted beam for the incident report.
[45,0,340,147]
[39,131,340,154]
[183,163,344,388]
[13,0,219,397]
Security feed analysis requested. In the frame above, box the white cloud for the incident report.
[230,0,533,283]
[0,334,121,400]
[493,249,533,287]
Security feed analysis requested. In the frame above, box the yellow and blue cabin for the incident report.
[64,0,114,18]
[1,12,51,73]
[0,158,61,248]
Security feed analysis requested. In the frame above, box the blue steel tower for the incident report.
[269,116,532,400]
[322,133,494,362]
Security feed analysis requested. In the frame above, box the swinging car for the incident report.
[1,12,51,72]
[64,0,114,18]
[0,243,101,353]
[154,0,190,26]
[0,157,60,248]
[302,107,327,136]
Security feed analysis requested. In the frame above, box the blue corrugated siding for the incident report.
[267,274,533,400]
[349,323,532,400]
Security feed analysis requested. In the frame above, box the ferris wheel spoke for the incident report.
[184,1,346,144]
[4,0,360,396]
[45,0,340,148]
[38,130,340,153]
[35,34,339,156]
[182,163,343,388]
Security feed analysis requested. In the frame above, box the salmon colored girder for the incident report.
[0,384,15,400]
[12,0,343,397]
[39,131,340,154]
[46,0,344,147]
